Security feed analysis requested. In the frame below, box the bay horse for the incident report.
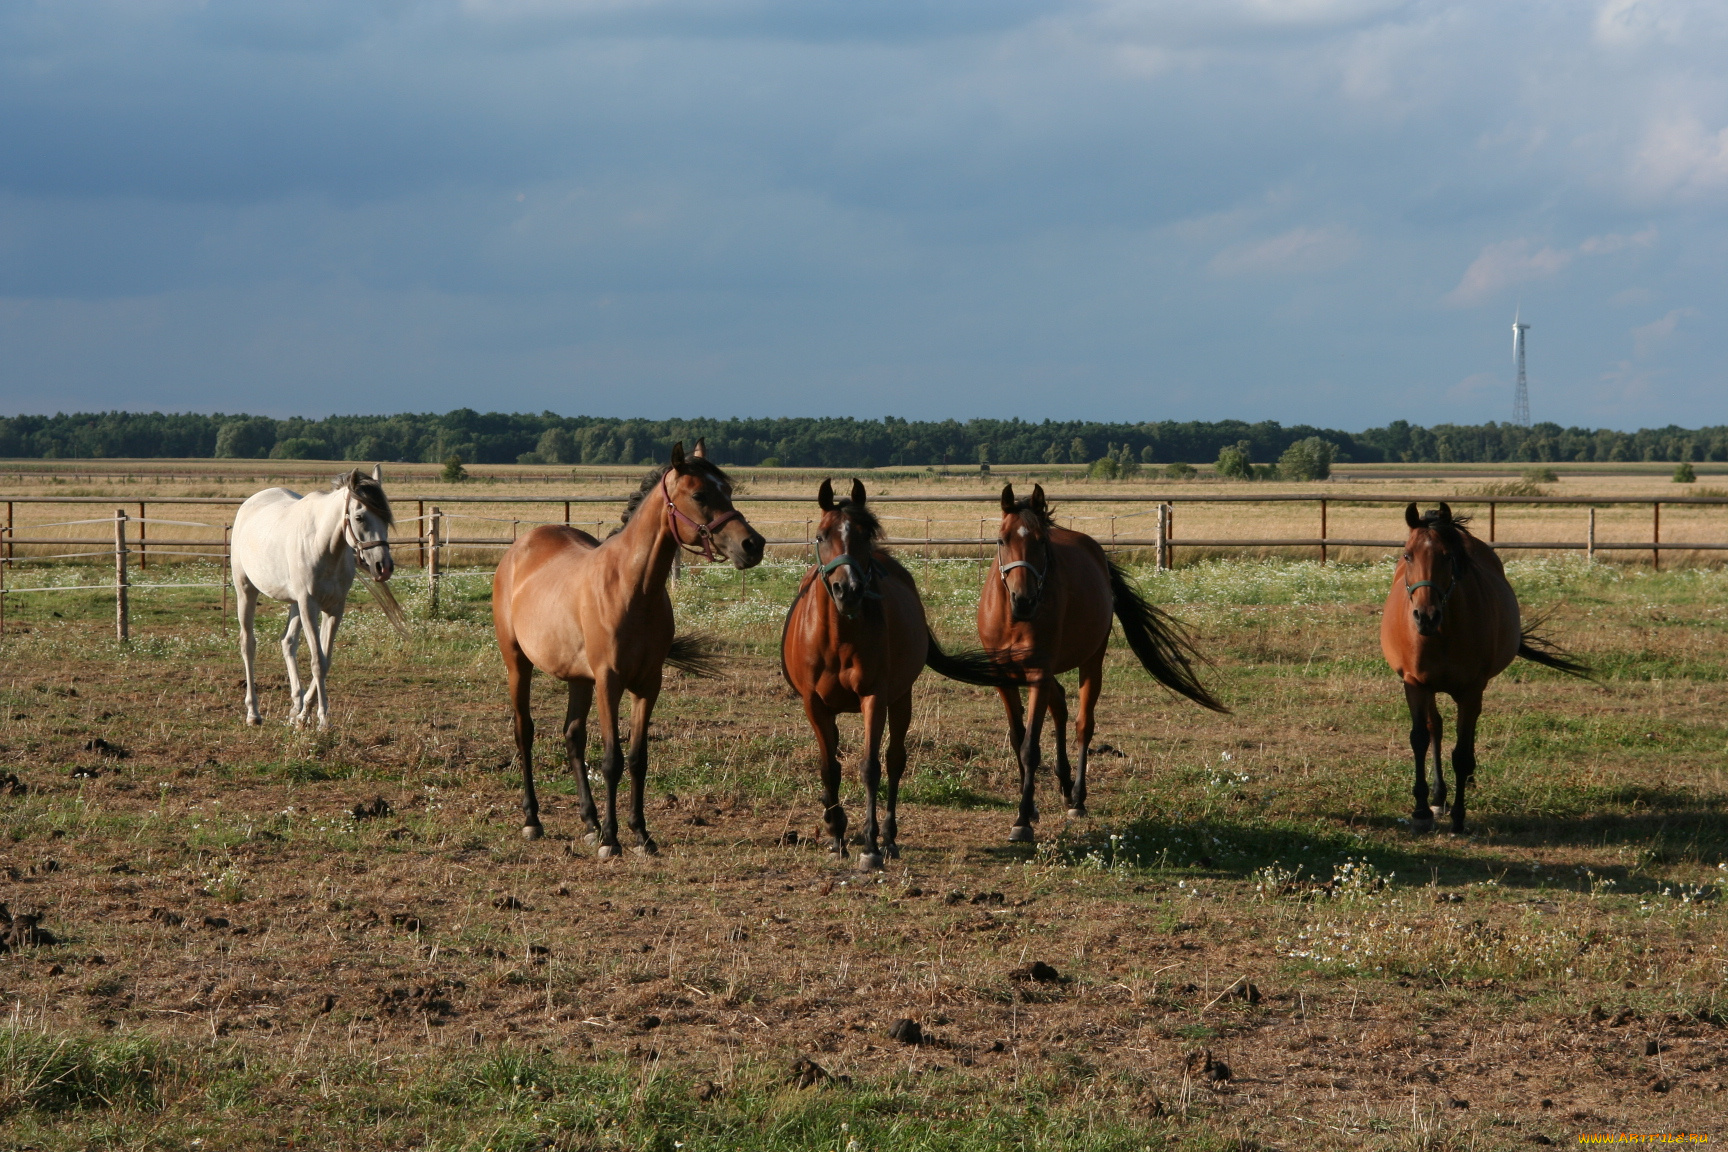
[781,479,1020,870]
[1382,502,1590,834]
[232,466,400,729]
[981,483,1227,843]
[493,440,763,855]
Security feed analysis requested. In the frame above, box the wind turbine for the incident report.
[1511,308,1531,427]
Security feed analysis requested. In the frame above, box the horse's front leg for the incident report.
[1426,695,1447,819]
[882,693,911,860]
[624,685,661,855]
[564,679,598,836]
[279,604,306,727]
[237,580,262,725]
[856,695,888,871]
[1449,687,1483,836]
[309,606,342,730]
[504,647,541,839]
[802,696,847,856]
[1009,678,1051,843]
[1070,646,1105,819]
[1404,682,1436,831]
[594,673,627,859]
[1046,678,1073,812]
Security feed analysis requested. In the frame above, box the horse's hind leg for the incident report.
[308,606,341,730]
[1070,645,1105,819]
[1449,687,1483,836]
[593,673,628,858]
[624,686,660,855]
[237,580,262,725]
[279,604,306,727]
[882,693,911,860]
[505,646,542,839]
[802,696,847,857]
[564,680,598,836]
[1404,682,1436,831]
[1046,679,1074,812]
[855,694,888,871]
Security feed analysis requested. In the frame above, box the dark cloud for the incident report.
[1,0,1725,426]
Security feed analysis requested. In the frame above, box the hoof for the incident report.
[857,852,884,872]
[1008,825,1035,844]
[1412,815,1435,833]
[521,824,542,841]
[884,843,900,860]
[596,844,621,860]
[584,832,600,847]
[632,840,658,857]
[828,842,847,858]
[1067,807,1088,819]
[245,715,262,727]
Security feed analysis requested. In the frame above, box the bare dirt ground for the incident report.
[0,480,1726,1149]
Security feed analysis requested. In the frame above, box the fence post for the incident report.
[1,533,6,640]
[427,507,441,616]
[137,501,147,570]
[1154,503,1169,571]
[114,508,129,642]
[1319,499,1328,565]
[1586,509,1596,563]
[564,501,571,526]
[1652,502,1660,571]
[221,524,231,615]
[417,500,426,568]
[1489,502,1496,543]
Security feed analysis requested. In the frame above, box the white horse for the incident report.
[232,466,397,729]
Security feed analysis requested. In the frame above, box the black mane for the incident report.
[618,458,730,530]
[833,496,882,544]
[1420,508,1474,572]
[1004,495,1054,529]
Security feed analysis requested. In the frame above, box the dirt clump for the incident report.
[886,1018,924,1045]
[1009,961,1063,983]
[0,904,59,951]
[351,796,393,821]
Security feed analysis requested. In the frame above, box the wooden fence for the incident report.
[2,492,1724,641]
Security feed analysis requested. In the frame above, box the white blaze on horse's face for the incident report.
[998,510,1046,622]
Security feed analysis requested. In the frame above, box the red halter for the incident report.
[662,471,743,561]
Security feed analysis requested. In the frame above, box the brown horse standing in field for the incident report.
[493,440,764,854]
[980,483,1228,843]
[782,479,1019,870]
[1381,502,1590,834]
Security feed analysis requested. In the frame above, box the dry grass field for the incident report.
[1,463,1726,1150]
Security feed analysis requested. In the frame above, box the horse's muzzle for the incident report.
[728,528,766,570]
[1412,608,1441,637]
[828,579,864,619]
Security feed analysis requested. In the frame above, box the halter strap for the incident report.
[662,471,743,561]
[342,493,389,574]
[816,550,882,601]
[998,545,1049,609]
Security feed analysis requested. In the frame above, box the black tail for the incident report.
[1518,613,1595,682]
[1108,561,1229,713]
[925,631,1024,688]
[667,633,724,679]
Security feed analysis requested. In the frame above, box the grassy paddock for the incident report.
[0,556,1724,1149]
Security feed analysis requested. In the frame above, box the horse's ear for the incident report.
[850,478,867,507]
[818,478,835,511]
[692,437,707,459]
[669,441,686,469]
[343,468,361,491]
[372,463,382,484]
[1000,484,1016,513]
[1405,503,1421,529]
[1030,484,1048,513]
[1437,502,1453,522]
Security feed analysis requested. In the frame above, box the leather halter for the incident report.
[817,549,882,606]
[999,532,1049,610]
[343,492,390,576]
[662,470,743,561]
[1405,553,1460,613]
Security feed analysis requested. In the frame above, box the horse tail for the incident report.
[925,631,1023,688]
[667,633,724,679]
[1108,561,1230,713]
[1518,612,1595,682]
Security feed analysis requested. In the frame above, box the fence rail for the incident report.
[2,491,1722,641]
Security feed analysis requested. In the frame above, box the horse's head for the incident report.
[1402,502,1470,637]
[814,477,879,619]
[342,464,394,581]
[997,482,1051,622]
[663,439,765,569]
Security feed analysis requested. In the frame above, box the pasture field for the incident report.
[1,552,1726,1150]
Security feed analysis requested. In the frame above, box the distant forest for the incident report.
[1,410,1723,468]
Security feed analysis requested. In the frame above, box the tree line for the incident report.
[1,410,1723,469]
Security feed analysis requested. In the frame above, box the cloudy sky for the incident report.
[1,0,1723,428]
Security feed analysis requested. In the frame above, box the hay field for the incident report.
[0,534,1725,1149]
